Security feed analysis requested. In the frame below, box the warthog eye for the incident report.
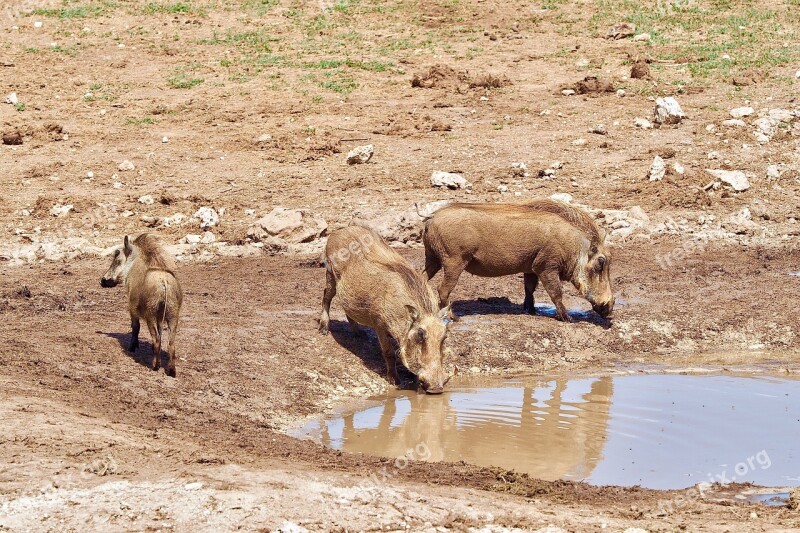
[415,328,427,343]
[595,256,606,273]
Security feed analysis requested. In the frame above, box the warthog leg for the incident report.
[345,314,364,336]
[436,257,468,311]
[129,316,140,352]
[146,318,162,371]
[539,269,572,322]
[523,273,539,315]
[318,268,337,335]
[165,315,179,378]
[377,330,399,386]
[423,248,442,280]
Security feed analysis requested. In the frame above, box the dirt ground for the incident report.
[2,0,800,530]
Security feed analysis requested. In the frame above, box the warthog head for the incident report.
[100,236,135,288]
[402,305,452,394]
[573,239,615,318]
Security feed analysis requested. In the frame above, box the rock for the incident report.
[118,160,135,171]
[49,204,73,217]
[138,195,154,205]
[766,164,781,179]
[162,136,169,143]
[723,207,759,235]
[5,92,18,105]
[705,169,750,191]
[628,205,649,223]
[768,108,795,122]
[510,161,529,177]
[654,97,686,125]
[634,117,653,129]
[729,106,754,118]
[2,132,22,145]
[551,160,563,169]
[497,184,509,193]
[572,138,587,146]
[722,119,746,127]
[162,213,186,227]
[561,89,576,96]
[276,521,310,533]
[616,89,626,97]
[605,22,636,40]
[753,117,778,141]
[550,192,573,204]
[591,124,608,135]
[672,162,685,175]
[248,207,327,244]
[431,171,470,190]
[611,219,630,229]
[193,207,220,229]
[183,234,201,245]
[649,155,666,181]
[633,33,651,42]
[707,151,720,160]
[200,231,216,244]
[256,133,272,143]
[33,21,43,28]
[346,144,374,165]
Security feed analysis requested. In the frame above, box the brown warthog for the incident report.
[101,234,184,376]
[422,200,614,322]
[319,226,452,393]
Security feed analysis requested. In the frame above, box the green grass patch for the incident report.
[126,117,156,125]
[144,2,194,14]
[31,2,115,19]
[168,72,203,89]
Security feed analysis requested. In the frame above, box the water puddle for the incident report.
[290,373,800,490]
[747,491,791,506]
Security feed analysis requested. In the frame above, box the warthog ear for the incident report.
[439,305,452,324]
[123,235,133,257]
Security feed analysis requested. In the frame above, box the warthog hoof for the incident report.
[166,367,177,378]
[556,312,573,323]
[318,323,329,336]
[522,299,536,315]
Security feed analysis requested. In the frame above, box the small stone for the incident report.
[706,124,717,133]
[591,124,608,135]
[247,207,327,244]
[561,89,576,96]
[672,162,685,175]
[162,136,169,143]
[184,482,203,491]
[497,184,508,193]
[112,182,123,189]
[649,155,666,181]
[730,106,754,118]
[118,160,135,171]
[605,22,636,40]
[616,89,626,97]
[766,164,781,179]
[479,96,489,101]
[654,97,686,125]
[346,144,374,165]
[572,138,587,146]
[633,33,651,42]
[193,207,220,228]
[628,205,649,223]
[5,92,18,105]
[138,195,154,205]
[551,160,563,169]
[550,192,573,204]
[2,132,23,145]
[431,171,470,190]
[722,119,746,127]
[634,117,653,129]
[86,171,94,179]
[256,133,272,143]
[796,69,800,79]
[707,151,720,160]
[183,234,201,245]
[705,169,750,191]
[200,231,216,244]
[33,21,43,28]
[50,204,74,217]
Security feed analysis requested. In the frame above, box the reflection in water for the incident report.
[300,377,614,482]
[292,374,800,489]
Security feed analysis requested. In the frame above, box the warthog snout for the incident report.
[100,276,118,288]
[591,298,614,318]
[418,370,452,395]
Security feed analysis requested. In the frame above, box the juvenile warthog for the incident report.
[101,234,183,376]
[422,200,614,322]
[319,226,452,394]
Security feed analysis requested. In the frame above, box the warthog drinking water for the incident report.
[101,234,183,376]
[421,200,614,322]
[319,226,452,394]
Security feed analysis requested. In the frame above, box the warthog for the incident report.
[421,200,614,322]
[101,234,183,376]
[319,226,452,394]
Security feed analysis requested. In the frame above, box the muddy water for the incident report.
[290,373,800,489]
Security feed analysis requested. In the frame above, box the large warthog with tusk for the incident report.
[101,234,183,376]
[319,226,453,394]
[421,200,615,322]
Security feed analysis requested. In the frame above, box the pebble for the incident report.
[707,151,720,160]
[256,133,272,143]
[634,117,653,129]
[649,155,666,181]
[138,195,154,205]
[550,192,573,204]
[591,124,608,135]
[705,169,750,191]
[33,21,43,28]
[672,162,685,175]
[5,92,18,105]
[346,144,374,165]
[194,207,220,228]
[729,106,754,118]
[633,33,651,42]
[561,89,576,96]
[497,184,508,193]
[431,171,470,190]
[118,160,135,171]
[653,97,686,125]
[766,164,781,179]
[162,136,169,143]
[571,138,587,146]
[50,204,74,217]
[722,119,746,127]
[86,171,94,179]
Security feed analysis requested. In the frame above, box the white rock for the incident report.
[162,213,186,227]
[118,160,135,171]
[346,144,374,165]
[112,182,123,189]
[162,136,169,143]
[706,124,717,133]
[633,33,651,42]
[705,169,750,191]
[276,522,310,533]
[766,164,781,179]
[753,117,778,139]
[654,97,686,124]
[729,106,754,118]
[628,205,649,223]
[248,207,327,244]
[200,231,216,244]
[256,133,272,143]
[649,155,666,181]
[497,184,509,193]
[754,132,771,143]
[550,193,573,204]
[183,234,202,245]
[184,482,204,491]
[561,89,576,96]
[796,69,800,79]
[193,207,220,228]
[551,160,563,169]
[49,204,73,217]
[86,171,94,179]
[138,195,154,205]
[591,124,608,135]
[672,162,685,175]
[722,119,746,127]
[431,171,470,190]
[707,151,720,160]
[244,208,256,216]
[572,138,587,146]
[616,89,626,97]
[634,117,653,129]
[5,92,18,105]
[768,108,795,122]
[33,21,43,28]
